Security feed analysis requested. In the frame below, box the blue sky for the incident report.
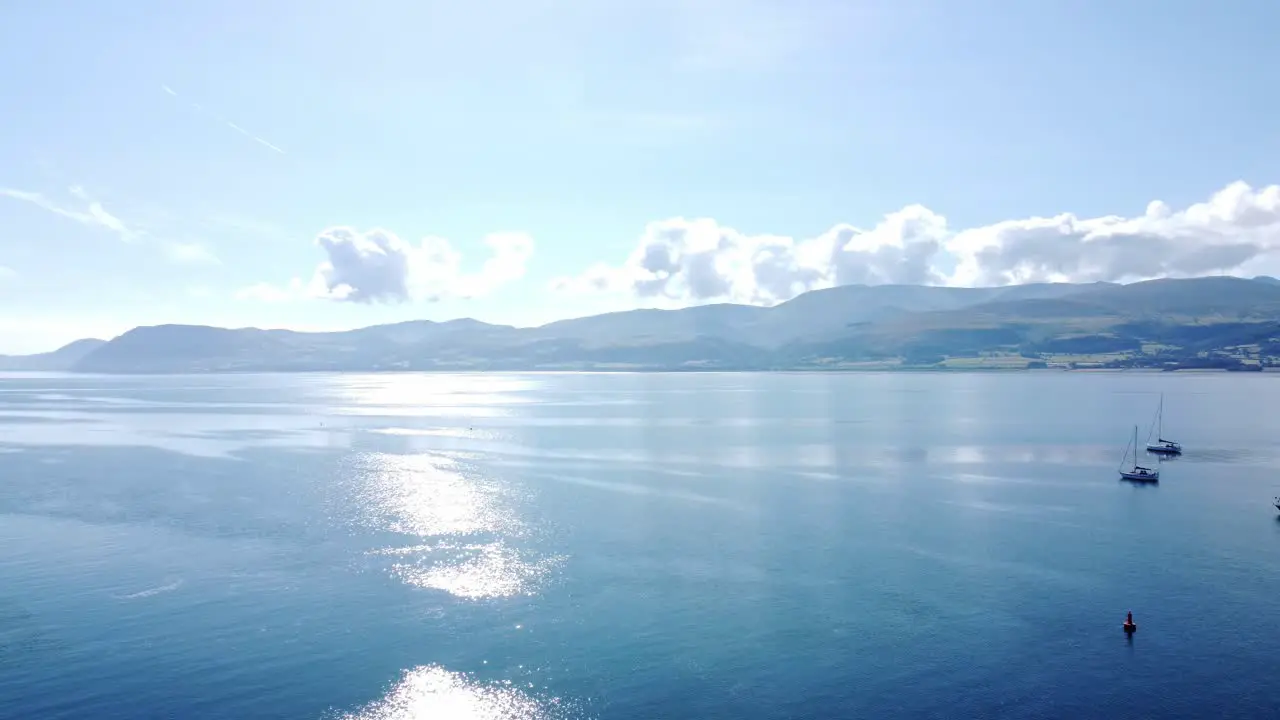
[2,0,1280,354]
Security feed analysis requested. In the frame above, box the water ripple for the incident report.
[111,579,184,600]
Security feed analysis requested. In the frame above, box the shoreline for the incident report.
[1,367,1273,376]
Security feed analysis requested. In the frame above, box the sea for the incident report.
[1,370,1279,719]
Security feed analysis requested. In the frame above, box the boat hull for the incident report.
[1120,470,1159,482]
[1145,443,1182,455]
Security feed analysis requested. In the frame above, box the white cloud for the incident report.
[0,185,226,267]
[471,232,535,296]
[551,180,1280,305]
[1,186,135,242]
[239,226,535,304]
[945,182,1280,286]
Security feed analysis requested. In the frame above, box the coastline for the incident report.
[1,366,1274,376]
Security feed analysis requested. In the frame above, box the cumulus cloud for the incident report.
[946,182,1280,286]
[240,226,534,304]
[551,205,947,304]
[551,180,1280,304]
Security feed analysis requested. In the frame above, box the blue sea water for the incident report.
[1,371,1279,719]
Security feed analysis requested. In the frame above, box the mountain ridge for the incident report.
[6,276,1280,373]
[0,338,108,371]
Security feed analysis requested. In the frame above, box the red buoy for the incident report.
[1123,611,1137,634]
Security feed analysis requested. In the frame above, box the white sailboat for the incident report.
[1145,393,1182,455]
[1120,424,1160,482]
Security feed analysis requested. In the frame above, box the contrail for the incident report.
[224,121,287,154]
[161,84,286,155]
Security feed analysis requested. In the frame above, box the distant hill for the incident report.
[0,338,107,371]
[7,276,1280,373]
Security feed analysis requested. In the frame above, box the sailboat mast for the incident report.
[1132,425,1139,468]
[1157,394,1164,439]
[1119,431,1129,470]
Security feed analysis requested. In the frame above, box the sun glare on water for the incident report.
[349,451,559,601]
[338,665,574,720]
[388,541,563,600]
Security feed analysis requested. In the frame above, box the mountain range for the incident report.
[5,275,1280,373]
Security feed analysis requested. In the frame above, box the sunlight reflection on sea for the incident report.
[335,665,579,720]
[344,451,561,603]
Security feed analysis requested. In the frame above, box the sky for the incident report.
[2,0,1280,354]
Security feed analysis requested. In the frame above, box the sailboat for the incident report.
[1120,424,1160,482]
[1144,393,1182,455]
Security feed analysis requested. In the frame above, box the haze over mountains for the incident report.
[5,276,1280,373]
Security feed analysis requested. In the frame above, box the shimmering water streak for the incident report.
[346,451,560,601]
[336,665,571,720]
